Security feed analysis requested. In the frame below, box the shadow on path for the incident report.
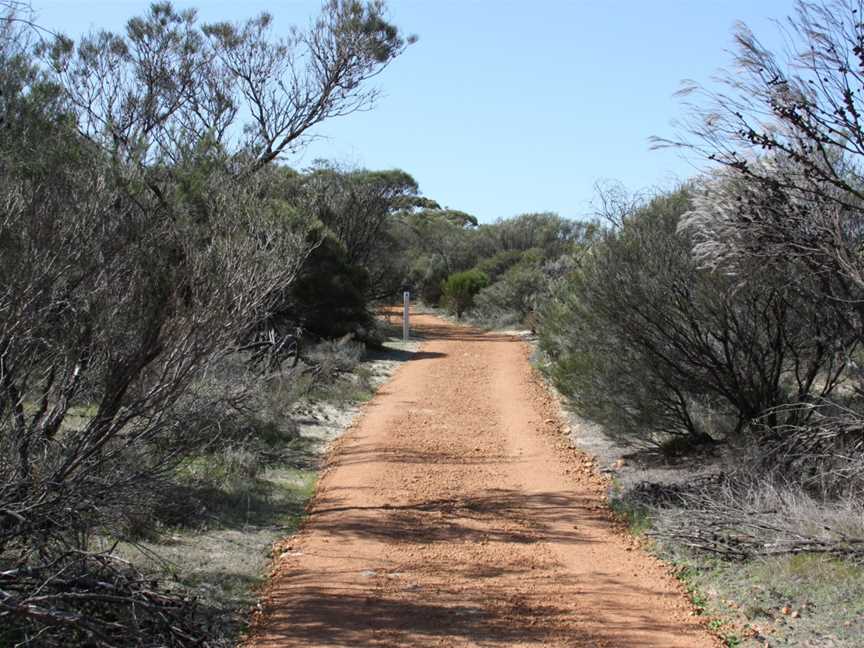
[306,489,610,548]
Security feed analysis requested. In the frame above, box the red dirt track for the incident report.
[249,312,718,647]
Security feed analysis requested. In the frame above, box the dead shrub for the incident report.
[305,338,365,381]
[628,450,864,562]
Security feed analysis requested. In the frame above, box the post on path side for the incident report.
[403,289,410,342]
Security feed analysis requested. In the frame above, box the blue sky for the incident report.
[32,0,794,222]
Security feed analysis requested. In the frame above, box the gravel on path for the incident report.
[248,312,719,648]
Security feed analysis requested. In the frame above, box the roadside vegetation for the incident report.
[538,2,864,644]
[104,327,413,645]
[0,1,418,645]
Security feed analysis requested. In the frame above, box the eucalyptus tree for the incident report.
[298,165,432,299]
[0,1,412,643]
[393,208,479,303]
[47,0,412,172]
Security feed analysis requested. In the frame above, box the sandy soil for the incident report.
[290,335,421,454]
[248,313,719,647]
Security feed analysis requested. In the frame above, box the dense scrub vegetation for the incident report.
[397,210,594,325]
[538,2,864,641]
[0,1,414,645]
[541,186,854,446]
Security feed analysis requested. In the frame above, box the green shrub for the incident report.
[474,249,525,281]
[408,254,450,305]
[539,187,850,445]
[440,269,489,318]
[472,262,544,329]
[181,446,262,490]
[289,235,374,340]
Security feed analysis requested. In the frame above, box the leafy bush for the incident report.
[298,165,429,300]
[408,253,450,305]
[400,209,483,305]
[478,212,588,259]
[182,446,262,490]
[472,262,545,329]
[440,269,489,318]
[539,187,851,445]
[289,235,374,340]
[474,249,526,281]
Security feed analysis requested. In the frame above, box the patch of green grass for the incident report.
[706,617,742,646]
[608,496,652,535]
[265,465,317,525]
[251,418,297,448]
[673,563,709,614]
[177,448,261,490]
[22,401,99,432]
[708,618,724,631]
[168,464,315,531]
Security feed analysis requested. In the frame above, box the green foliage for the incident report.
[408,253,450,304]
[396,210,593,312]
[474,249,526,281]
[440,269,489,318]
[301,166,422,263]
[400,208,483,304]
[290,235,374,340]
[663,552,864,647]
[481,213,576,254]
[608,497,652,536]
[539,187,850,444]
[472,260,545,329]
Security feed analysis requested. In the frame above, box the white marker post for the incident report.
[402,291,410,342]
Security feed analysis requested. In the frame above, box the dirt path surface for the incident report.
[249,313,718,648]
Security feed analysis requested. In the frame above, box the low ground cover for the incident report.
[598,439,864,647]
[99,323,419,645]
